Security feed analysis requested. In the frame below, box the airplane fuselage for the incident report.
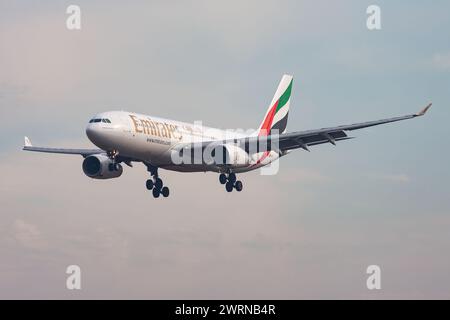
[85,111,278,173]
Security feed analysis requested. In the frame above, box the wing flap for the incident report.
[279,130,348,150]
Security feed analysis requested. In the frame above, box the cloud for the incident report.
[12,219,47,250]
[0,83,28,99]
[368,173,411,183]
[0,150,294,298]
[432,52,450,71]
[277,167,332,184]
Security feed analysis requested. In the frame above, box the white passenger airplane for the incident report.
[23,75,431,198]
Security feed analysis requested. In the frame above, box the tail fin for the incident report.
[257,74,293,136]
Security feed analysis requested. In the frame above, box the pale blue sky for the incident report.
[0,0,449,298]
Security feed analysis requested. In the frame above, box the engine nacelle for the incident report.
[82,154,123,179]
[210,144,250,167]
[250,150,280,166]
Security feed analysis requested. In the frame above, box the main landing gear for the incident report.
[145,164,169,198]
[219,172,243,192]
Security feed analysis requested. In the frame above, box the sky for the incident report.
[0,0,450,299]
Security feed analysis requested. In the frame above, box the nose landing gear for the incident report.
[107,149,122,172]
[219,172,243,192]
[145,164,170,198]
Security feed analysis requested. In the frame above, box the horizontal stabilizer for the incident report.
[24,136,32,147]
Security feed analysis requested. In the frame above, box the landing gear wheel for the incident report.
[146,179,154,190]
[228,173,236,184]
[219,173,227,185]
[145,164,170,198]
[155,178,163,190]
[161,186,170,197]
[225,181,234,192]
[235,180,243,192]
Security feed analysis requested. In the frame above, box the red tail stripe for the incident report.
[259,100,279,136]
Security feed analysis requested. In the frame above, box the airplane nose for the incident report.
[85,124,97,141]
[85,116,119,150]
[86,124,107,146]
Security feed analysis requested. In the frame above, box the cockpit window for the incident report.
[89,118,106,123]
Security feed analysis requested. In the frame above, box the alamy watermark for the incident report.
[66,5,81,30]
[366,5,381,30]
[366,265,381,290]
[167,121,282,175]
[66,265,81,290]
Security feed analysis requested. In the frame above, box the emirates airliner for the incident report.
[23,75,431,198]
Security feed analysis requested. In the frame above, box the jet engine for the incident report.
[82,154,123,179]
[209,144,250,167]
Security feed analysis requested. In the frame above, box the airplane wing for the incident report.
[272,103,432,152]
[174,103,431,154]
[22,136,103,157]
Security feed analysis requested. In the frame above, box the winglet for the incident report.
[24,136,32,147]
[415,103,432,116]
